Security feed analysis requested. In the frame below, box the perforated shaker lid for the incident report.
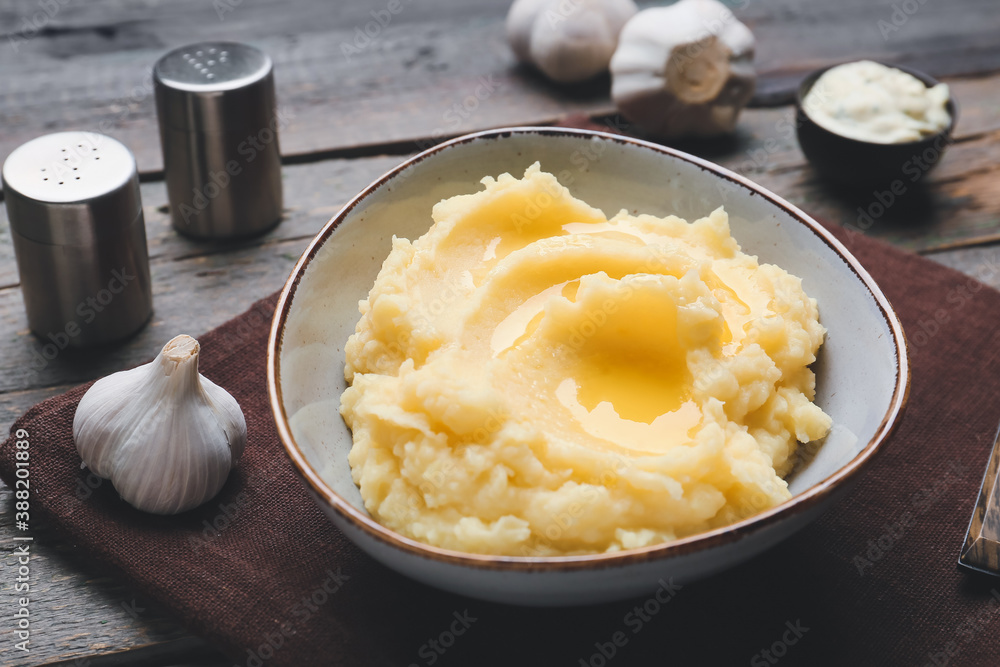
[2,131,141,245]
[154,42,276,134]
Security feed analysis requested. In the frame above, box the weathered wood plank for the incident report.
[0,235,310,395]
[4,74,1000,398]
[0,193,337,666]
[925,243,1000,288]
[604,72,1000,255]
[1,0,999,175]
[0,155,404,395]
[743,0,1000,104]
[0,386,71,440]
[0,154,404,288]
[716,118,1000,253]
[0,15,999,661]
[3,67,1000,294]
[0,0,609,176]
[0,483,228,666]
[0,246,318,667]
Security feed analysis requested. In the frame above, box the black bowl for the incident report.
[795,62,957,187]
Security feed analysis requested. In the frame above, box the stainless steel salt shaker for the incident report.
[154,42,283,239]
[2,132,153,348]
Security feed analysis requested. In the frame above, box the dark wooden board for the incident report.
[3,103,1000,664]
[0,156,403,666]
[1,0,1000,658]
[0,244,319,667]
[0,483,227,667]
[4,70,1000,399]
[1,0,999,175]
[0,155,403,399]
[630,72,1000,256]
[2,69,1000,295]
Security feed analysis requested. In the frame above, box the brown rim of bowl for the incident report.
[267,126,911,572]
[795,60,958,146]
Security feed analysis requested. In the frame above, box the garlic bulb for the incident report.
[73,334,246,515]
[506,0,638,84]
[610,0,756,137]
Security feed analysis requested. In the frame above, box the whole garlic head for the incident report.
[507,0,638,84]
[73,334,247,515]
[610,0,756,137]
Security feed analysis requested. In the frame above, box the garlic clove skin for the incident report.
[506,0,638,84]
[73,335,247,515]
[610,0,756,138]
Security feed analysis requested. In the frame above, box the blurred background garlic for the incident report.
[610,0,756,138]
[506,0,638,84]
[72,334,247,515]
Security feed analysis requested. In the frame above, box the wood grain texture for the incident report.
[1,0,1000,662]
[0,157,400,667]
[0,248,313,667]
[1,0,999,175]
[0,155,403,400]
[0,483,227,667]
[620,72,1000,255]
[2,69,1000,293]
[3,129,1000,665]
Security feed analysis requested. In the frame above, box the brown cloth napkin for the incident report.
[5,222,1000,667]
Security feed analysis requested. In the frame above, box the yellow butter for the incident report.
[341,164,831,556]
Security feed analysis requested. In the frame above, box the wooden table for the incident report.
[2,0,1000,664]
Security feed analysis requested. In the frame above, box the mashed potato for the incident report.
[341,164,831,556]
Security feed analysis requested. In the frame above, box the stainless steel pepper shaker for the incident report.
[2,131,153,348]
[154,42,283,239]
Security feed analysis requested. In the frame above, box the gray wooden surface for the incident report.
[1,0,999,175]
[2,0,1000,664]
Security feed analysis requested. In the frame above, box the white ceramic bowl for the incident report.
[268,128,909,606]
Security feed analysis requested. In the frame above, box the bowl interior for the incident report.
[275,129,903,546]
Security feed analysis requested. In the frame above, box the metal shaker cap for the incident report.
[154,42,275,135]
[153,42,283,239]
[2,131,153,347]
[3,132,141,244]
